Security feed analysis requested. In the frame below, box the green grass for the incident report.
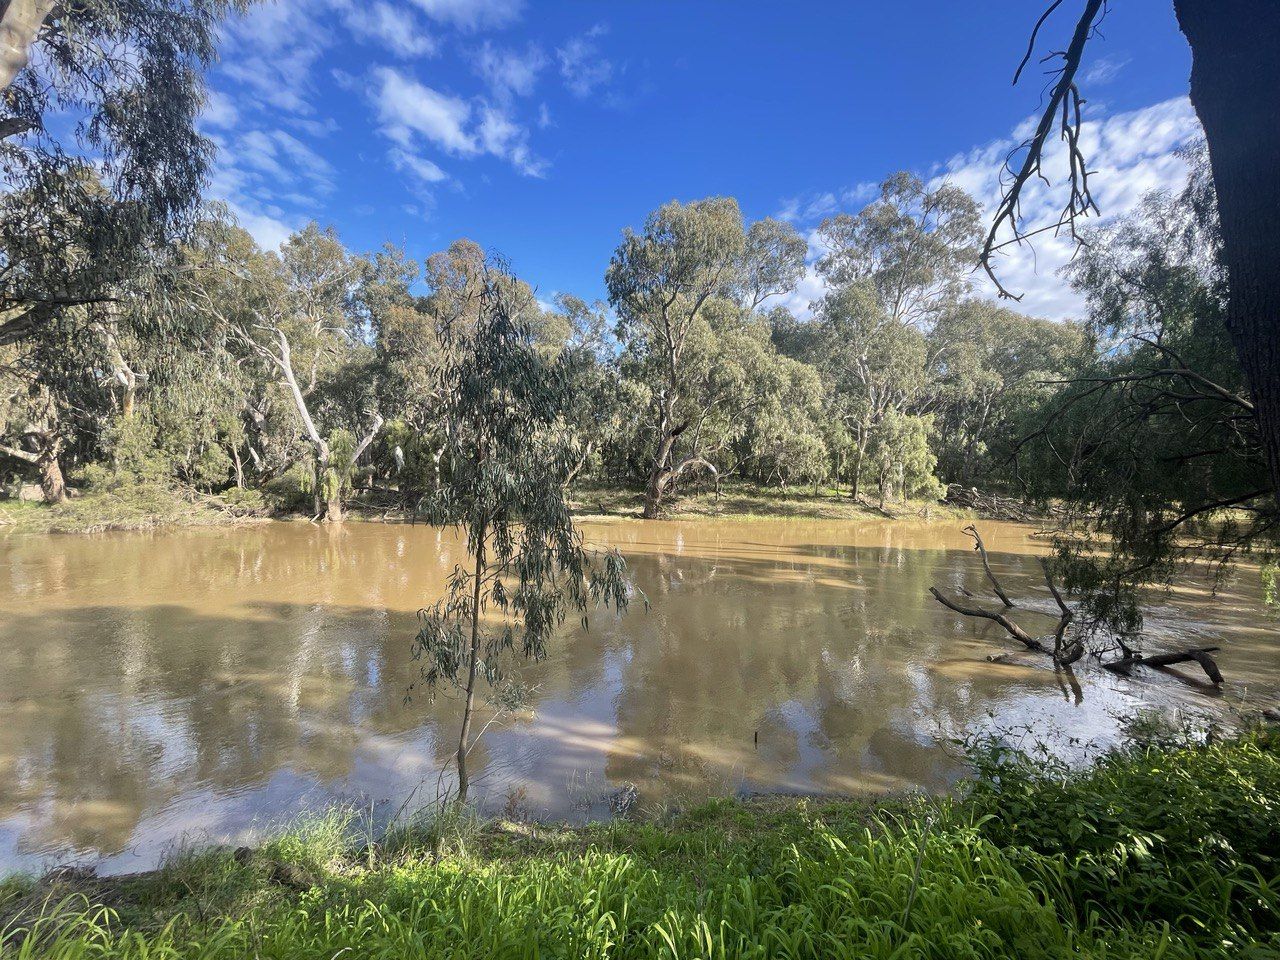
[567,481,973,523]
[2,479,969,535]
[0,485,267,535]
[4,732,1279,958]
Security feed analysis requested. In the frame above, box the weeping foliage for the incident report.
[410,260,631,701]
[1,1,250,348]
[1014,146,1277,634]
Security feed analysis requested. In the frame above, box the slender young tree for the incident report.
[410,262,630,805]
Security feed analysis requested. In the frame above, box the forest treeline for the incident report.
[2,172,1090,522]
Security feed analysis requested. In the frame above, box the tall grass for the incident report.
[4,733,1278,959]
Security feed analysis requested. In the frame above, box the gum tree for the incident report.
[607,198,805,517]
[1,0,248,346]
[411,261,630,805]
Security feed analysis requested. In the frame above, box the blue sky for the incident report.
[203,0,1200,319]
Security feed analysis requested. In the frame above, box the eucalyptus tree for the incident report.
[674,301,826,488]
[926,300,1085,485]
[368,239,558,497]
[984,1,1280,509]
[1017,157,1276,633]
[864,409,943,509]
[410,262,630,804]
[174,219,382,519]
[797,282,931,500]
[816,172,981,329]
[544,294,626,490]
[736,217,808,312]
[237,224,382,521]
[607,198,744,516]
[607,197,805,517]
[0,0,248,347]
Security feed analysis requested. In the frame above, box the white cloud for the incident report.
[370,66,546,182]
[219,1,328,116]
[775,97,1202,321]
[409,0,524,31]
[226,202,296,251]
[372,67,478,155]
[478,104,546,176]
[199,89,239,129]
[557,24,613,98]
[346,1,438,58]
[776,182,877,224]
[1083,55,1130,85]
[390,147,449,185]
[937,96,1201,319]
[473,41,547,100]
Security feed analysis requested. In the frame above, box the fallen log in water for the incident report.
[1102,646,1224,685]
[929,535,1081,665]
[928,526,1231,691]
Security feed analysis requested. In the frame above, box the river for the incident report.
[0,518,1273,874]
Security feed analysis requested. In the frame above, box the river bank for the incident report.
[3,730,1277,958]
[0,483,269,535]
[0,479,977,535]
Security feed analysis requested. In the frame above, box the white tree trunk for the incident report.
[0,0,55,92]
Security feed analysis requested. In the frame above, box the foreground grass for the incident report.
[3,733,1278,958]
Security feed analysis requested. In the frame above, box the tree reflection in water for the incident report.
[0,519,1269,873]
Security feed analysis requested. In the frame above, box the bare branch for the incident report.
[928,587,1045,651]
[963,524,1015,607]
[980,0,1106,299]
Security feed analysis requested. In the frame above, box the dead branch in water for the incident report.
[928,587,1045,651]
[963,524,1015,608]
[1102,646,1224,686]
[930,526,1225,687]
[931,527,1080,666]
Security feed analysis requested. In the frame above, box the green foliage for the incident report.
[5,734,1278,959]
[1,0,249,350]
[409,262,631,798]
[412,266,630,691]
[1015,146,1277,634]
[863,410,944,505]
[967,730,1280,947]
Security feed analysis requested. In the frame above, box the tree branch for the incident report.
[963,524,1015,607]
[980,0,1106,299]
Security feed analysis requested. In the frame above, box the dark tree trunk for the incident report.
[456,533,485,804]
[1175,0,1280,507]
[642,461,672,520]
[643,402,678,519]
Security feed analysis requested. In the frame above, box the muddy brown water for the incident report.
[0,518,1274,874]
